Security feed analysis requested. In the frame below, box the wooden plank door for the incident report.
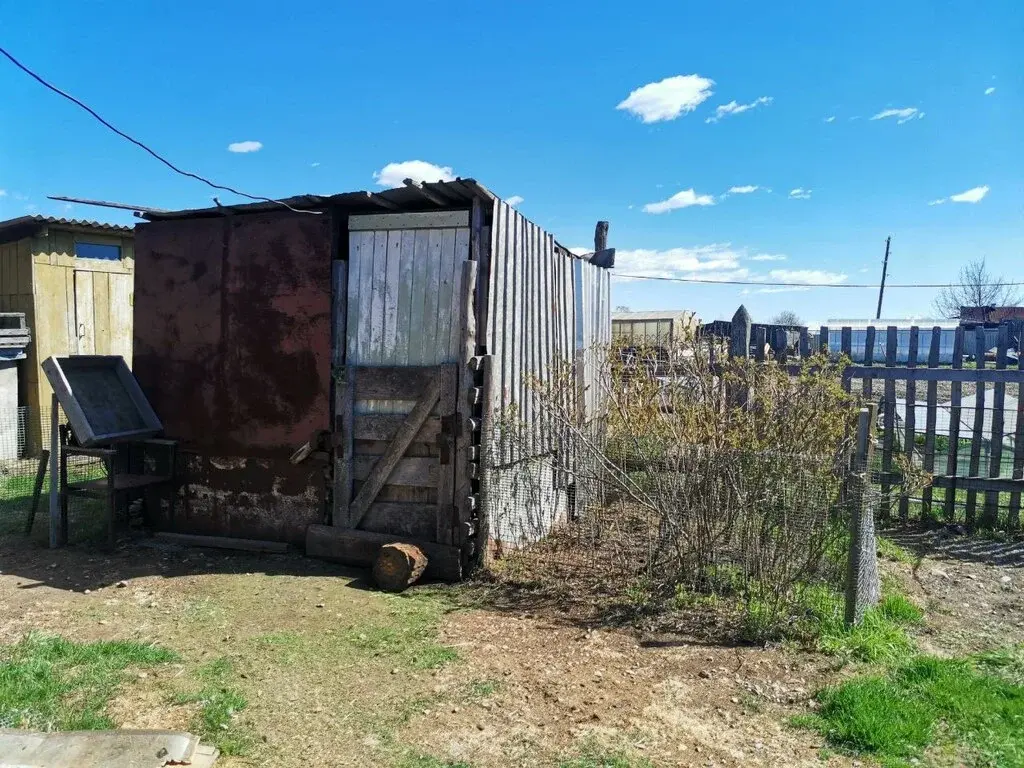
[333,364,458,544]
[73,270,95,355]
[108,273,133,366]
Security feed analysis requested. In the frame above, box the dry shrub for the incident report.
[491,337,868,636]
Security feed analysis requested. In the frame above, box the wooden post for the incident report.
[880,327,897,521]
[24,449,49,536]
[966,326,987,527]
[454,259,479,552]
[846,403,879,626]
[594,220,609,253]
[982,325,1009,528]
[944,327,965,522]
[863,325,877,400]
[48,394,60,549]
[899,326,919,523]
[921,327,941,519]
[841,327,853,393]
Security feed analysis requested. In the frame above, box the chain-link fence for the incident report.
[0,406,106,541]
[478,350,880,640]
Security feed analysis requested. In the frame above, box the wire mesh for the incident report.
[0,405,106,539]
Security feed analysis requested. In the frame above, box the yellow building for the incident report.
[0,215,134,452]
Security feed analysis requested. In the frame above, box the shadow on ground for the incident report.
[884,526,1024,568]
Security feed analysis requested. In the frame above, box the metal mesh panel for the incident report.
[0,406,106,539]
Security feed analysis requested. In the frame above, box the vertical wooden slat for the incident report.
[840,327,852,392]
[449,228,471,361]
[407,230,431,365]
[863,325,877,400]
[346,231,364,365]
[944,327,965,521]
[357,231,378,365]
[819,325,829,355]
[420,229,444,368]
[432,228,458,365]
[1008,347,1024,532]
[436,366,458,545]
[982,325,1009,528]
[753,327,766,362]
[539,234,553,452]
[881,326,897,520]
[395,230,416,365]
[381,230,402,362]
[966,326,987,527]
[799,327,810,358]
[523,221,535,457]
[899,326,919,523]
[921,326,941,519]
[495,205,512,462]
[509,210,523,461]
[368,230,389,362]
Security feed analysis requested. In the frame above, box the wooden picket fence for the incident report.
[721,309,1024,532]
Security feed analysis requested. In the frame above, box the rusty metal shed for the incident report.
[134,179,612,579]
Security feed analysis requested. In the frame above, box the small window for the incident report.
[74,242,121,261]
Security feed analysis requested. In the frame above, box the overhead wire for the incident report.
[611,273,1024,289]
[0,45,319,215]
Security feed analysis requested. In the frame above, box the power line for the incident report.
[0,46,319,215]
[611,273,1024,289]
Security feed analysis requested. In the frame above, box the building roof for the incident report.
[140,178,496,222]
[613,310,696,322]
[0,215,132,245]
[825,318,958,329]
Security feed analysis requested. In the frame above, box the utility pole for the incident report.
[875,236,891,320]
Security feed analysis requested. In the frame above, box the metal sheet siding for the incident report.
[133,212,332,544]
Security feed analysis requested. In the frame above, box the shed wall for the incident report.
[134,212,333,543]
[481,202,611,548]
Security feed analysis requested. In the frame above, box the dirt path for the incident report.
[1,531,1020,767]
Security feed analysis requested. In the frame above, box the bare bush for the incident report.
[485,337,866,636]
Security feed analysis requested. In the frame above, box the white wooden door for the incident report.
[73,270,95,355]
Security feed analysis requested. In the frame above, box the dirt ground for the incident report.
[0,530,1021,767]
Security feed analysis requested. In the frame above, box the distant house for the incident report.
[612,310,699,359]
[0,216,135,452]
[958,306,1024,325]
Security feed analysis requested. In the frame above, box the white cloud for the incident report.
[642,188,716,214]
[985,87,996,96]
[950,185,989,203]
[824,116,836,123]
[0,189,6,197]
[616,74,715,123]
[227,140,263,153]
[929,185,990,206]
[769,269,847,285]
[705,96,773,123]
[749,253,787,262]
[373,160,455,188]
[310,162,321,168]
[505,195,524,207]
[62,202,73,211]
[728,185,760,195]
[616,244,746,280]
[789,188,812,200]
[870,107,923,124]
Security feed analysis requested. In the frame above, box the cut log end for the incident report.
[372,542,428,592]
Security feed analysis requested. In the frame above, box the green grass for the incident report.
[396,755,473,768]
[0,632,177,731]
[171,657,254,756]
[876,536,918,565]
[795,651,1024,767]
[344,593,459,669]
[809,590,924,663]
[557,748,654,768]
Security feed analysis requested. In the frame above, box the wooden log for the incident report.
[372,542,428,592]
[306,524,462,581]
[154,532,289,553]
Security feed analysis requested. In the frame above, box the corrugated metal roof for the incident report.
[0,215,132,241]
[612,310,696,321]
[141,178,496,221]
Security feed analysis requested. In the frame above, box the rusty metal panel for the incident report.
[133,212,332,541]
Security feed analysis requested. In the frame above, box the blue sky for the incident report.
[2,1,1021,323]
